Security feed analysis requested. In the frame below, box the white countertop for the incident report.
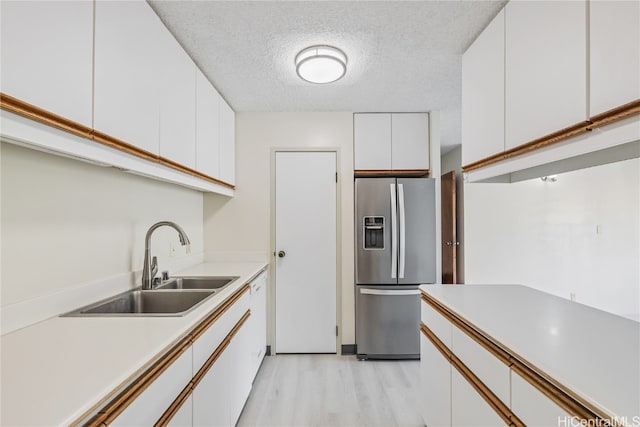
[1,261,267,426]
[419,284,640,421]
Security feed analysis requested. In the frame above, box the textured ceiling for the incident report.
[148,0,507,153]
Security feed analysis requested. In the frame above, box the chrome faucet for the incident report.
[142,221,191,290]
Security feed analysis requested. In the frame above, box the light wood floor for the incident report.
[238,354,423,427]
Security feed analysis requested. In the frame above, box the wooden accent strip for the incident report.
[420,323,524,426]
[191,284,250,342]
[0,93,92,140]
[354,169,430,177]
[154,381,193,427]
[155,309,252,427]
[0,92,235,190]
[420,291,620,426]
[462,98,640,173]
[85,337,193,426]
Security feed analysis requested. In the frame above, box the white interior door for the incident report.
[275,151,337,353]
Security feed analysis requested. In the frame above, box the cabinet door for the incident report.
[511,371,572,427]
[94,0,164,154]
[167,395,193,427]
[227,320,253,426]
[159,30,196,169]
[420,333,451,427]
[249,273,268,381]
[451,369,507,427]
[461,9,505,166]
[505,0,587,149]
[354,114,392,170]
[193,346,231,427]
[0,1,93,127]
[590,0,640,115]
[219,98,236,185]
[111,347,193,426]
[451,327,510,406]
[391,113,429,170]
[196,69,221,179]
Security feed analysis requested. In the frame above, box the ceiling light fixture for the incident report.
[295,45,347,84]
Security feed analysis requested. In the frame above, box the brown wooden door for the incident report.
[441,171,457,284]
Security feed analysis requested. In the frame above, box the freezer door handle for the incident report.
[398,183,406,279]
[390,183,397,279]
[359,288,421,296]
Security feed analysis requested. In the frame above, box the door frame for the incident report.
[270,148,342,355]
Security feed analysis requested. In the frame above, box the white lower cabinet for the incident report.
[168,395,193,427]
[249,272,267,380]
[420,333,451,427]
[228,320,253,426]
[451,369,507,427]
[111,347,193,426]
[511,371,571,427]
[193,346,231,427]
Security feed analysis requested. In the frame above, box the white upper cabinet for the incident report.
[462,9,505,166]
[391,113,430,170]
[219,98,236,185]
[94,0,165,155]
[0,1,93,127]
[158,30,196,169]
[354,113,392,170]
[195,69,221,179]
[590,0,640,115]
[505,0,587,150]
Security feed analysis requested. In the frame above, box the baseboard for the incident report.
[341,344,357,355]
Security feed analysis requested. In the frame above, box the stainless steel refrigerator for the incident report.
[355,177,436,359]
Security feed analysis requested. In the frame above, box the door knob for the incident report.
[278,250,286,258]
[446,241,452,246]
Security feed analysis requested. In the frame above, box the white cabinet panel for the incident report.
[94,0,164,155]
[354,114,392,170]
[193,291,249,374]
[421,301,452,347]
[193,347,231,427]
[167,395,193,427]
[511,371,571,427]
[0,0,93,127]
[451,369,507,427]
[249,272,268,381]
[590,0,640,115]
[159,30,196,169]
[462,9,505,166]
[227,320,253,426]
[451,328,510,406]
[196,69,221,179]
[111,347,192,426]
[391,113,429,170]
[219,98,236,185]
[505,0,587,149]
[420,333,451,427]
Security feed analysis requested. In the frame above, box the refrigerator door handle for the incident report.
[398,183,406,279]
[359,288,421,296]
[390,183,397,279]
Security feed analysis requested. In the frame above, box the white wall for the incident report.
[464,158,640,321]
[1,143,203,309]
[203,112,355,344]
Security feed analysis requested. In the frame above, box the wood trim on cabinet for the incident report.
[354,169,430,178]
[420,291,621,427]
[78,281,256,426]
[462,98,640,173]
[0,92,235,190]
[155,309,252,427]
[420,323,524,427]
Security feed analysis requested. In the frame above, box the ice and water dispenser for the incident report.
[363,216,385,249]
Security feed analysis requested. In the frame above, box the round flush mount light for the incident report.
[295,45,347,84]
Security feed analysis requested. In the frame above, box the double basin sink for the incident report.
[64,277,239,317]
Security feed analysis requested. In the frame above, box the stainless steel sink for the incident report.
[63,289,215,317]
[157,276,239,291]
